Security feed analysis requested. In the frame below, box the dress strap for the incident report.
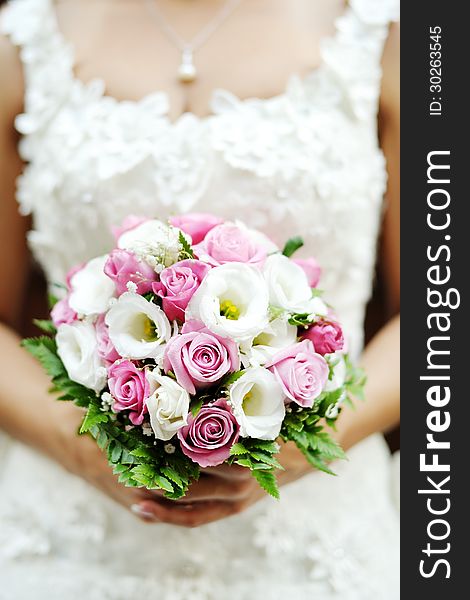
[1,0,75,138]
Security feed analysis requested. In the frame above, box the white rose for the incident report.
[186,263,269,342]
[263,254,327,315]
[241,317,297,367]
[324,353,347,391]
[56,321,107,392]
[118,219,187,268]
[306,296,328,319]
[229,368,285,440]
[146,373,190,441]
[105,292,171,359]
[68,255,115,316]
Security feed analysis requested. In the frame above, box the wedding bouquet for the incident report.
[23,214,365,499]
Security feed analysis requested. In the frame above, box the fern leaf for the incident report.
[252,469,280,499]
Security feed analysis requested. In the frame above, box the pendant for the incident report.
[178,49,197,83]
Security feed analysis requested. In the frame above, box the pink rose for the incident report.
[152,259,210,322]
[163,321,239,394]
[169,213,223,245]
[266,340,328,408]
[50,297,77,327]
[301,320,344,355]
[195,223,267,266]
[177,399,240,467]
[293,257,322,288]
[112,215,149,242]
[107,360,150,425]
[95,314,120,366]
[104,249,156,295]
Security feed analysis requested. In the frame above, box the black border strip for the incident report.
[401,2,467,595]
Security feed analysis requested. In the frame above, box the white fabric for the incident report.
[1,0,400,598]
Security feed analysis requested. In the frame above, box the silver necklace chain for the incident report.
[144,0,243,82]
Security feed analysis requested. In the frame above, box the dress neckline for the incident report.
[46,0,352,125]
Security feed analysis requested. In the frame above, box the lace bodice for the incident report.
[4,0,398,359]
[1,1,400,599]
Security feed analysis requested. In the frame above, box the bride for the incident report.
[0,0,400,598]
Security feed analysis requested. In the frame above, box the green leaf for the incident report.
[326,417,339,430]
[178,231,195,259]
[122,476,140,488]
[153,474,175,493]
[121,448,139,464]
[305,413,320,426]
[234,457,253,469]
[161,466,184,489]
[113,463,129,475]
[344,356,367,401]
[111,443,123,463]
[287,428,310,449]
[282,236,304,258]
[129,464,175,493]
[190,397,204,417]
[142,292,156,303]
[79,402,109,433]
[248,440,280,454]
[249,451,284,470]
[130,464,155,487]
[21,337,66,380]
[284,417,304,433]
[220,370,246,389]
[301,449,337,475]
[251,462,274,470]
[347,382,366,401]
[96,430,108,450]
[252,469,280,499]
[164,489,187,500]
[309,432,347,460]
[33,319,57,335]
[48,293,59,309]
[229,442,249,456]
[317,389,344,413]
[288,313,315,328]
[54,376,96,406]
[113,464,134,485]
[130,446,154,460]
[107,440,123,464]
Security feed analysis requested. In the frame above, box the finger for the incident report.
[138,498,243,528]
[95,471,162,522]
[201,463,253,480]
[116,489,164,523]
[130,501,162,522]
[168,472,256,503]
[139,467,252,504]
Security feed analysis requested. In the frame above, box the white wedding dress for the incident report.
[0,0,400,598]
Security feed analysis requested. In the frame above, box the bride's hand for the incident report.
[134,440,311,527]
[46,401,165,518]
[145,315,402,528]
[47,401,307,526]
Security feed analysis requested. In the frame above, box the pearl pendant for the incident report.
[178,49,197,83]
